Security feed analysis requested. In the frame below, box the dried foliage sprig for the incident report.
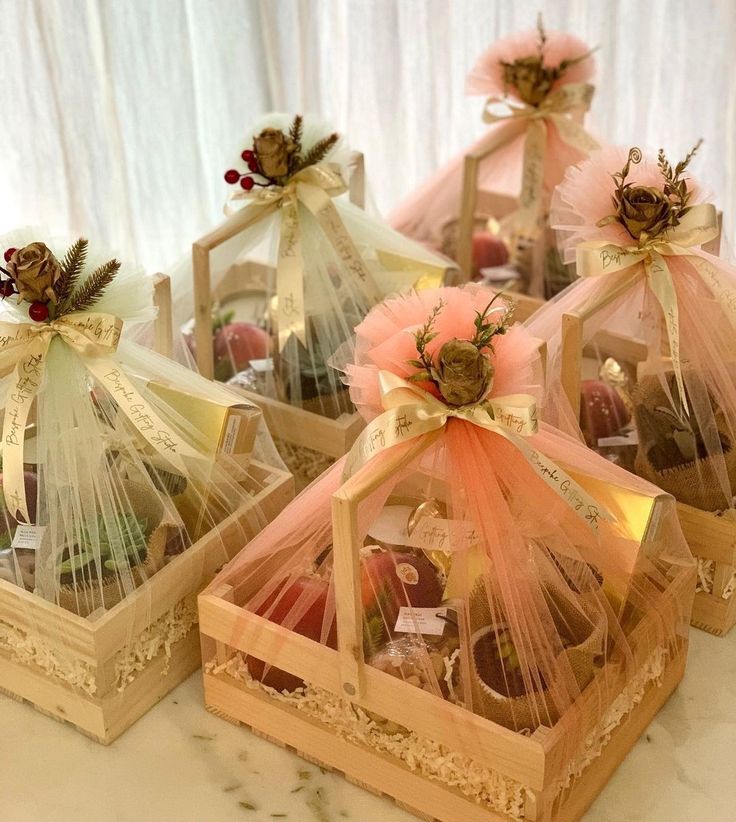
[500,14,597,106]
[63,257,121,314]
[407,299,445,380]
[598,141,703,241]
[405,297,513,408]
[55,237,89,308]
[294,132,339,173]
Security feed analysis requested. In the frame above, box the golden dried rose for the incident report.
[435,339,493,406]
[254,128,297,179]
[503,58,554,106]
[6,242,62,304]
[618,185,672,240]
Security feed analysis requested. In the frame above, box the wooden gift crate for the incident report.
[199,439,694,822]
[558,228,736,636]
[0,460,293,744]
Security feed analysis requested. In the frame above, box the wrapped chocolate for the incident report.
[390,17,600,298]
[202,284,693,770]
[0,229,291,741]
[165,113,453,483]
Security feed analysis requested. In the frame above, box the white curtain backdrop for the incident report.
[1,0,735,272]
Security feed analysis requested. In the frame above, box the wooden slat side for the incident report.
[0,649,106,739]
[549,649,686,822]
[198,596,547,789]
[0,580,96,661]
[234,388,363,458]
[204,672,516,822]
[677,503,736,565]
[91,487,280,661]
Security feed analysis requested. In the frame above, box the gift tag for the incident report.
[598,429,639,448]
[394,606,448,636]
[405,518,479,552]
[249,358,274,373]
[11,524,47,551]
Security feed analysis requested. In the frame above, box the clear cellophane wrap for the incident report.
[206,285,693,787]
[0,230,272,683]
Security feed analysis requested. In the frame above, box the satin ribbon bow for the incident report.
[483,83,599,238]
[576,202,728,412]
[344,371,611,533]
[0,312,200,524]
[227,162,380,351]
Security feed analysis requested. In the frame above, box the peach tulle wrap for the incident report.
[213,285,692,777]
[389,29,597,261]
[528,146,736,510]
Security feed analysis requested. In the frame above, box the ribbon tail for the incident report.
[83,357,201,475]
[489,425,612,533]
[276,195,307,351]
[687,253,736,334]
[515,118,547,239]
[548,112,600,154]
[299,184,381,305]
[646,252,688,414]
[2,337,50,524]
[342,404,447,480]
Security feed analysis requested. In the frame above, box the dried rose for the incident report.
[503,58,555,106]
[435,339,493,406]
[6,242,62,304]
[617,185,672,240]
[254,128,297,179]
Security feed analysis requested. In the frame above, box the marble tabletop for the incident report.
[3,627,735,822]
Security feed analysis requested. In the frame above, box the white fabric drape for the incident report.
[1,0,735,272]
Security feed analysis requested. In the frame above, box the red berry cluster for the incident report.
[224,149,263,191]
[0,247,17,299]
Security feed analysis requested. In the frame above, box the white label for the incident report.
[598,429,639,448]
[394,606,448,636]
[11,524,46,551]
[249,358,274,374]
[221,414,241,454]
[405,518,479,552]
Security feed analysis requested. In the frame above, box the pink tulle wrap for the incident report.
[389,29,596,252]
[213,285,692,766]
[528,147,736,507]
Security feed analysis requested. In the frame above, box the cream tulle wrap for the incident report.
[161,114,452,418]
[206,286,692,775]
[0,230,269,619]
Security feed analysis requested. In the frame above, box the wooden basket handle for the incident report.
[152,273,173,358]
[346,151,366,210]
[455,119,528,281]
[331,433,441,699]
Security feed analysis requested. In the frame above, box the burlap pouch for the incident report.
[58,481,178,617]
[467,581,605,731]
[632,374,736,511]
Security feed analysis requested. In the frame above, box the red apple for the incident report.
[213,322,270,381]
[580,380,631,446]
[246,575,336,692]
[472,231,509,277]
[360,550,443,637]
